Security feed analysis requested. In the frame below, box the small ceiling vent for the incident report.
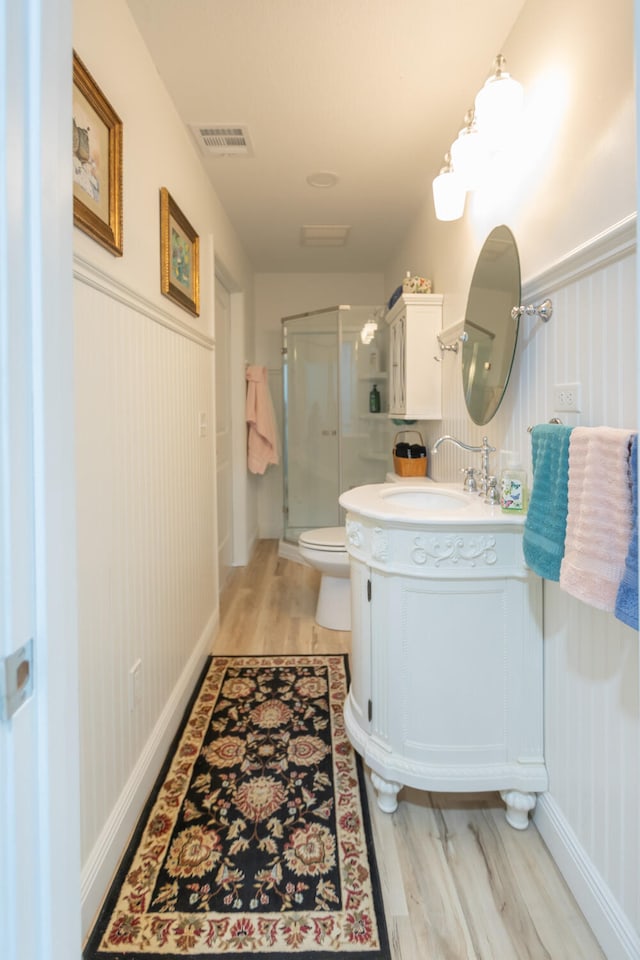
[190,124,253,157]
[301,225,351,247]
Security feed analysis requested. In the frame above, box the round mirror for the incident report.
[462,225,521,425]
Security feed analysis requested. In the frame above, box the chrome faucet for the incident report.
[432,434,496,494]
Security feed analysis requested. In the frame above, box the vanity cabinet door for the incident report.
[389,312,406,413]
[385,294,443,420]
[373,569,544,789]
[347,557,372,733]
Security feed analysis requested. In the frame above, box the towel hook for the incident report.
[511,298,553,323]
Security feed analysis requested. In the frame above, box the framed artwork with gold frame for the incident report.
[159,187,200,316]
[72,51,123,256]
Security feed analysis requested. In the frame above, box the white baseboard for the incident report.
[278,538,306,564]
[534,793,640,960]
[80,610,218,939]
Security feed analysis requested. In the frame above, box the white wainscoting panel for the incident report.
[74,265,217,935]
[425,217,639,958]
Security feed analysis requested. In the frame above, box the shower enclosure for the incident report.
[282,305,393,543]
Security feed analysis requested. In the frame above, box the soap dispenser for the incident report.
[500,453,528,513]
[369,383,381,413]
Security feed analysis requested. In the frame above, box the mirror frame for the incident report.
[462,225,521,426]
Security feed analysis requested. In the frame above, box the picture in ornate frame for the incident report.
[72,51,123,256]
[159,187,200,316]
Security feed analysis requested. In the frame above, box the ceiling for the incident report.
[126,0,527,272]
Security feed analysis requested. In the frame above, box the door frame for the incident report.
[0,1,81,957]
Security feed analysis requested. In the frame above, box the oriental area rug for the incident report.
[84,654,390,959]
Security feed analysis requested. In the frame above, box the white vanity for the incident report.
[339,481,547,829]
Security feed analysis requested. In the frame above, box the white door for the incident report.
[0,2,81,958]
[215,277,234,590]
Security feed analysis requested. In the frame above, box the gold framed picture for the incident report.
[72,51,123,256]
[159,187,200,317]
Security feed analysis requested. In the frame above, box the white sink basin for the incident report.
[339,481,524,527]
[380,487,468,511]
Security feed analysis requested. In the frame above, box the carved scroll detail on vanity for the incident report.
[410,534,497,567]
[371,527,390,563]
[346,518,363,547]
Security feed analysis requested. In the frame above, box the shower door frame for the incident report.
[281,306,346,544]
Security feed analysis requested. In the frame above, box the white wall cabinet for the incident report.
[339,486,547,830]
[386,293,443,420]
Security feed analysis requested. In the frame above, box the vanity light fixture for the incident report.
[432,153,466,222]
[474,54,524,150]
[360,307,384,345]
[432,54,523,222]
[450,109,488,191]
[360,319,378,344]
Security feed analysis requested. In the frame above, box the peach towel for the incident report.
[559,426,634,611]
[246,365,279,475]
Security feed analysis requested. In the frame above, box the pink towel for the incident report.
[559,426,634,611]
[245,365,279,475]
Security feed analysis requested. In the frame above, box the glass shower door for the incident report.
[283,310,341,541]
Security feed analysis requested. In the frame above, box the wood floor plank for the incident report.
[212,540,605,959]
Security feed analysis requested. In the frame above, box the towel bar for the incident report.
[527,418,563,433]
[512,298,553,323]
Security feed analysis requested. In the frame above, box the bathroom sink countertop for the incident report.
[339,481,527,527]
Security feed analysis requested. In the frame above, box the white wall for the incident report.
[254,272,385,537]
[387,0,635,331]
[73,0,254,935]
[383,0,639,955]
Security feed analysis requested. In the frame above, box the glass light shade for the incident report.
[474,71,523,149]
[450,125,488,191]
[432,169,465,221]
[360,320,377,344]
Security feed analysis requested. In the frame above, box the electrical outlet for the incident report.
[553,382,582,412]
[129,659,142,711]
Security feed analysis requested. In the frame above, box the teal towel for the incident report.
[523,424,573,580]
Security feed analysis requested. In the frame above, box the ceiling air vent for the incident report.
[301,225,351,247]
[190,124,253,157]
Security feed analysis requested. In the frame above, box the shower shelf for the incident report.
[359,372,388,381]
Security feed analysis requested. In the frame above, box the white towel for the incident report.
[245,365,279,475]
[559,426,634,611]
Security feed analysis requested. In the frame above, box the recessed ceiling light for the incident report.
[306,171,339,189]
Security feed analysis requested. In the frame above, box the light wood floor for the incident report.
[212,540,605,960]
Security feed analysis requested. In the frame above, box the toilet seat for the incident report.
[298,527,346,552]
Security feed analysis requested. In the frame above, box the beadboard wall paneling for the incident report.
[74,270,217,929]
[425,220,639,957]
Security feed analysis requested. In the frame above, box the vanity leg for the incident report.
[500,789,537,830]
[371,772,402,813]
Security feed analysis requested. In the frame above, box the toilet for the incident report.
[298,526,351,631]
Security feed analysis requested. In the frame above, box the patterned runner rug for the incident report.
[84,654,390,959]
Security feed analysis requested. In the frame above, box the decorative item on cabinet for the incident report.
[385,293,443,420]
[402,272,432,294]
